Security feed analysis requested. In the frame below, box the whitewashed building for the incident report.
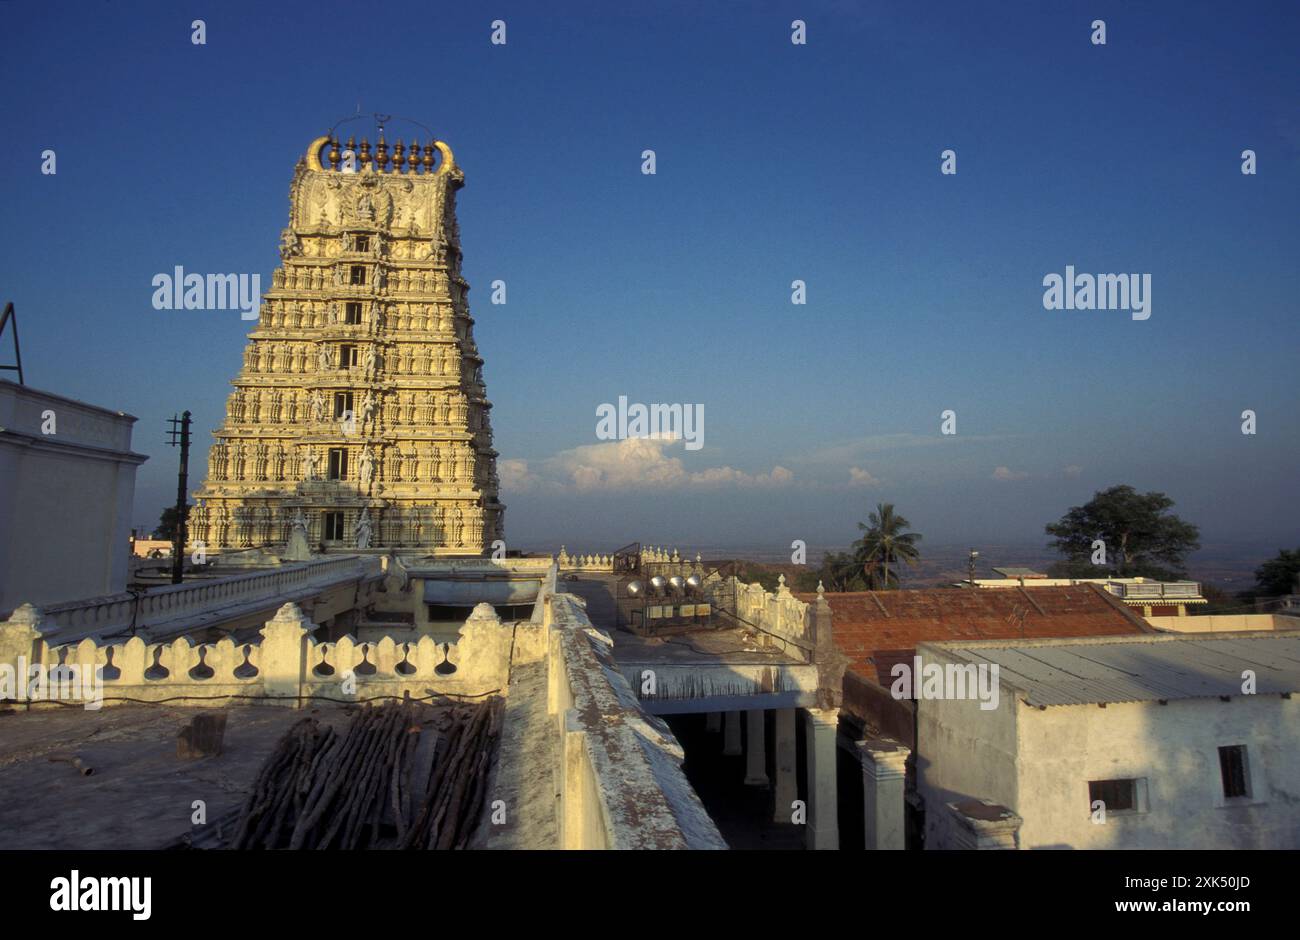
[916,632,1300,849]
[0,380,146,611]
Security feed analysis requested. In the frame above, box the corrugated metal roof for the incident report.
[919,634,1300,706]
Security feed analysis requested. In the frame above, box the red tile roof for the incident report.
[794,584,1152,685]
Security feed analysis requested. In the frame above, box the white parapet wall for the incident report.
[1,554,383,645]
[542,592,726,849]
[0,597,512,708]
[733,575,816,656]
[1147,614,1291,632]
[555,545,693,572]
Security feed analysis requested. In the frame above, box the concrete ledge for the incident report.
[546,593,725,849]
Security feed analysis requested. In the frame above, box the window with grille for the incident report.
[354,235,370,253]
[349,265,366,285]
[333,392,353,420]
[345,302,362,324]
[323,512,344,541]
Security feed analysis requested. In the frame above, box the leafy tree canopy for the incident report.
[1252,547,1300,598]
[1046,485,1199,579]
[156,504,191,541]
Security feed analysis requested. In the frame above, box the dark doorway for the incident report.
[664,712,805,850]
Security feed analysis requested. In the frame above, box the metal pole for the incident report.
[168,411,192,584]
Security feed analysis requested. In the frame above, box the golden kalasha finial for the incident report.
[359,138,371,169]
[422,142,434,171]
[327,137,341,169]
[392,139,405,174]
[376,135,389,172]
[408,139,421,173]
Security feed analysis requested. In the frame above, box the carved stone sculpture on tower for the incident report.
[302,449,319,481]
[359,445,375,489]
[354,509,373,550]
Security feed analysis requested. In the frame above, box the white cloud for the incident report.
[498,458,537,491]
[848,467,881,487]
[1063,464,1083,477]
[992,466,1029,482]
[501,438,794,493]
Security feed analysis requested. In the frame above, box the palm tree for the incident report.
[852,502,922,590]
[816,551,867,592]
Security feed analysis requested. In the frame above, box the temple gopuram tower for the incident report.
[189,130,504,554]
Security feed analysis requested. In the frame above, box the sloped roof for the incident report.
[795,584,1151,686]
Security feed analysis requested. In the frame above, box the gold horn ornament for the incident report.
[305,135,331,171]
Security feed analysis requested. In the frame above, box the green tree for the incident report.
[156,505,190,541]
[852,503,922,590]
[1251,548,1300,598]
[737,563,780,593]
[810,551,868,592]
[1045,485,1199,579]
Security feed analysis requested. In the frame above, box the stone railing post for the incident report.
[0,604,48,674]
[456,602,510,692]
[259,603,311,706]
[812,583,848,708]
[804,706,840,849]
[858,737,910,850]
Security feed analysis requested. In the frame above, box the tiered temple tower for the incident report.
[189,132,504,554]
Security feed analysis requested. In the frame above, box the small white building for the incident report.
[0,380,147,611]
[916,631,1300,849]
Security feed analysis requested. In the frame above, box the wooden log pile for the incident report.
[230,699,502,850]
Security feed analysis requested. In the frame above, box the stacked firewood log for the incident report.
[230,699,502,850]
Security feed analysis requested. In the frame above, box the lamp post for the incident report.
[968,548,979,587]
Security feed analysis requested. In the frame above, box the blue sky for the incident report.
[1,0,1297,557]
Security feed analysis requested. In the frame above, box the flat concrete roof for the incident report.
[0,700,486,849]
[609,627,803,666]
